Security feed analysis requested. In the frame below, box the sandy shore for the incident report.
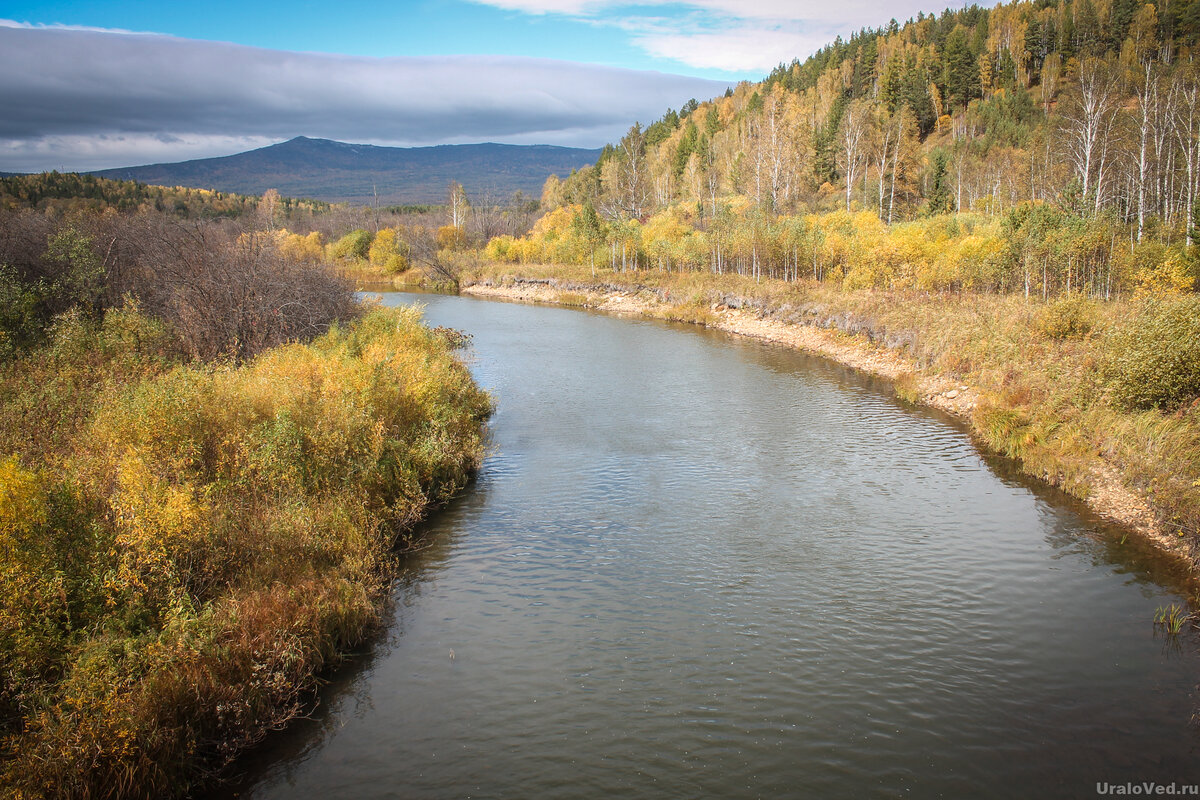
[462,278,1176,562]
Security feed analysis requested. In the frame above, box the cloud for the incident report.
[627,20,837,74]
[0,24,728,172]
[468,0,959,72]
[0,17,149,34]
[460,0,600,13]
[470,0,945,24]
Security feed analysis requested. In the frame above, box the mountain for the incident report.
[90,137,603,204]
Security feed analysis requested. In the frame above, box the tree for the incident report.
[943,25,980,108]
[1172,66,1200,246]
[614,123,650,219]
[259,189,280,230]
[887,107,921,222]
[448,181,470,229]
[1058,58,1121,213]
[541,175,565,211]
[926,149,954,215]
[837,100,872,211]
[1125,5,1160,241]
[572,201,606,277]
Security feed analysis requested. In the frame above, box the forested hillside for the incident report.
[0,172,329,219]
[500,0,1200,298]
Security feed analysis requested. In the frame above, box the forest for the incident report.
[0,172,330,219]
[483,0,1200,299]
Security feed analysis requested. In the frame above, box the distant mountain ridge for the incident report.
[90,137,603,204]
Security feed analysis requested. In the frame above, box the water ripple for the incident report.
[221,293,1200,800]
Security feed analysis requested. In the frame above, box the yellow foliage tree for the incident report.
[369,227,409,272]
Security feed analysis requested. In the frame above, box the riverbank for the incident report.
[0,306,491,799]
[461,268,1199,572]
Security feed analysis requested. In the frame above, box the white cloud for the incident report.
[457,0,599,13]
[468,0,947,24]
[630,23,837,73]
[0,25,728,172]
[467,0,960,71]
[657,0,943,26]
[0,18,149,35]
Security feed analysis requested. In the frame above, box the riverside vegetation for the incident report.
[222,190,1200,569]
[0,201,491,798]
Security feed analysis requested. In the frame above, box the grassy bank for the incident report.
[463,261,1200,567]
[0,304,490,799]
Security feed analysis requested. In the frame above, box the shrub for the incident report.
[330,229,373,261]
[0,212,358,361]
[277,230,325,262]
[437,224,466,251]
[1036,295,1098,340]
[0,262,40,354]
[0,306,491,797]
[1103,296,1200,411]
[366,228,412,273]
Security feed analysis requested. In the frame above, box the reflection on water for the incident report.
[211,293,1200,800]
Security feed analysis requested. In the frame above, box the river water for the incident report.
[215,291,1200,799]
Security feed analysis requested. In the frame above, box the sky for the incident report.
[0,0,961,172]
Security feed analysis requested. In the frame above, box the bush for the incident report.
[0,262,40,355]
[366,228,411,273]
[1036,295,1098,340]
[0,212,359,361]
[437,224,466,251]
[0,306,491,797]
[330,228,373,261]
[1103,296,1200,411]
[148,228,358,360]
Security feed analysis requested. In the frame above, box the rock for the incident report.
[945,389,960,399]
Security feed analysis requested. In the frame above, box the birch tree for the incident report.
[838,99,872,211]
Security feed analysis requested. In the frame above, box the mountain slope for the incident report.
[91,137,602,203]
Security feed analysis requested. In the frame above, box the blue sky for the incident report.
[0,0,959,171]
[3,0,739,77]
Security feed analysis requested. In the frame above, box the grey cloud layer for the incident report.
[0,25,728,170]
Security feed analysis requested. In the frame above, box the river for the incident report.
[213,290,1200,798]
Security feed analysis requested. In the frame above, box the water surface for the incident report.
[216,292,1200,799]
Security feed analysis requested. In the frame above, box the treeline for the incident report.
[287,181,542,287]
[487,205,1192,297]
[0,172,331,219]
[524,0,1200,297]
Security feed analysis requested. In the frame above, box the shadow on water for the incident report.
[202,469,493,799]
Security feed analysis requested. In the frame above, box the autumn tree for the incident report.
[1058,58,1121,213]
[837,100,873,211]
[448,181,470,229]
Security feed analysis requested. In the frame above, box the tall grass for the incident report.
[0,305,490,798]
